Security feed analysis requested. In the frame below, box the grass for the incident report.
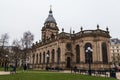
[0,67,23,71]
[0,71,117,80]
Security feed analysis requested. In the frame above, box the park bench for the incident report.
[91,70,96,76]
[96,70,108,77]
[79,69,87,74]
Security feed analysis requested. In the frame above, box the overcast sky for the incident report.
[0,0,120,45]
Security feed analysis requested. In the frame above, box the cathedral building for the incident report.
[29,8,111,70]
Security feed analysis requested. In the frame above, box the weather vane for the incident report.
[50,5,52,10]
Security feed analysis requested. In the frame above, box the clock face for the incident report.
[50,23,55,27]
[66,43,71,50]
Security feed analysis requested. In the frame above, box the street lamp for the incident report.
[26,57,30,69]
[86,47,93,76]
[46,54,49,70]
[5,54,8,58]
[4,55,8,71]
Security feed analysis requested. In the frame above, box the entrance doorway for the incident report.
[66,57,71,68]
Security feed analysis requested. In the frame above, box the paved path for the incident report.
[116,72,120,79]
[0,71,10,75]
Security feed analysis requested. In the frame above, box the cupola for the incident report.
[44,7,56,24]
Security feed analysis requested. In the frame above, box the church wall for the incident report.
[70,36,111,69]
[29,8,111,70]
[30,36,111,70]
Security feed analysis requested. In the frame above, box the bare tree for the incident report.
[0,33,9,66]
[0,33,9,46]
[21,31,34,65]
[22,31,34,49]
[11,39,22,67]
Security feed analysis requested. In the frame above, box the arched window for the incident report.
[57,48,61,64]
[51,33,55,39]
[66,43,72,51]
[102,42,108,64]
[47,50,50,63]
[32,54,35,64]
[76,45,80,63]
[85,43,93,63]
[52,49,55,63]
[39,53,41,64]
[43,52,45,64]
[36,54,38,64]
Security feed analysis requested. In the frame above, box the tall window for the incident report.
[102,42,108,64]
[39,53,41,64]
[52,49,55,63]
[85,43,93,63]
[57,48,61,64]
[32,54,35,64]
[43,52,45,64]
[76,45,80,63]
[47,50,50,63]
[36,54,38,64]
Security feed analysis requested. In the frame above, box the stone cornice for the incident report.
[32,28,111,49]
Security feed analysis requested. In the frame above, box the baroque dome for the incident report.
[44,8,56,24]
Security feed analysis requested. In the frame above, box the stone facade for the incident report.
[29,8,111,70]
[110,38,120,67]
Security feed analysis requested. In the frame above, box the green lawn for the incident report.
[0,67,23,71]
[0,71,117,80]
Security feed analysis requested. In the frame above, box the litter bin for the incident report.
[110,69,116,78]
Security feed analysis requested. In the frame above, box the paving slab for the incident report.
[0,71,10,75]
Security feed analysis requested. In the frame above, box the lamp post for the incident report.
[86,47,92,76]
[4,55,8,71]
[26,57,30,69]
[46,54,49,70]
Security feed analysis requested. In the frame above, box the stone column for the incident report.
[107,41,111,63]
[80,44,85,63]
[99,41,102,62]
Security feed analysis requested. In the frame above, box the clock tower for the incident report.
[41,7,59,42]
